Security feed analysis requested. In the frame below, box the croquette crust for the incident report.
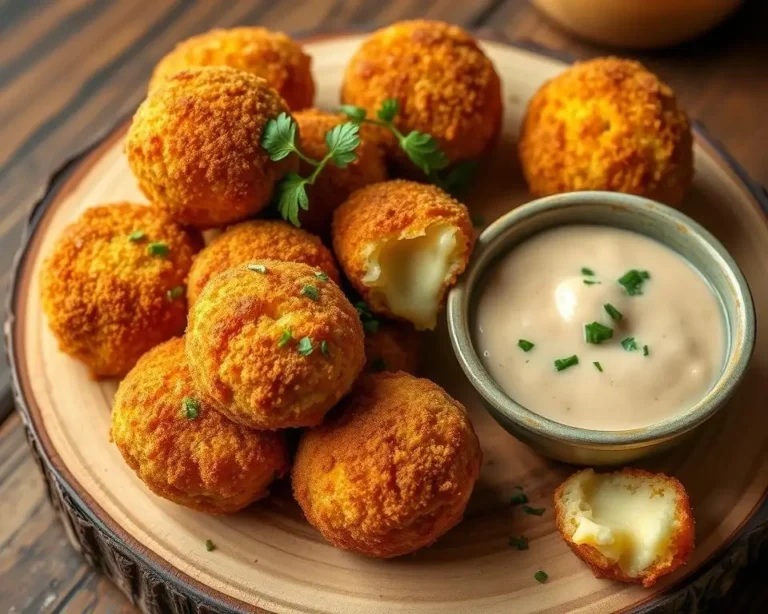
[149,27,315,110]
[294,109,388,235]
[554,468,695,587]
[519,57,693,206]
[341,20,502,164]
[40,203,202,378]
[292,372,482,558]
[186,220,341,305]
[364,321,422,374]
[332,180,474,325]
[111,338,289,514]
[186,260,365,429]
[126,67,296,229]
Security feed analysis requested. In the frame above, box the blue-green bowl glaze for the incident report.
[447,191,756,465]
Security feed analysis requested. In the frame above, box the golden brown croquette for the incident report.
[186,260,365,430]
[186,220,340,306]
[293,108,388,235]
[292,371,482,558]
[519,57,693,206]
[363,320,422,374]
[111,338,289,514]
[40,203,202,378]
[341,20,502,166]
[333,180,474,330]
[149,27,315,110]
[126,67,296,229]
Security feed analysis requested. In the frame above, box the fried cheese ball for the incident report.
[126,67,296,229]
[292,371,482,558]
[40,203,202,378]
[294,109,388,235]
[555,468,695,587]
[519,57,694,206]
[186,260,365,429]
[111,338,289,514]
[333,180,474,330]
[149,27,314,110]
[341,20,502,165]
[186,220,340,305]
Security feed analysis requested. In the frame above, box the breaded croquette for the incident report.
[519,57,693,206]
[292,371,482,558]
[149,27,315,110]
[186,260,365,429]
[355,301,422,373]
[111,338,289,513]
[554,468,695,587]
[341,20,502,166]
[186,220,340,306]
[126,67,295,229]
[333,180,474,330]
[294,109,388,235]
[40,203,202,378]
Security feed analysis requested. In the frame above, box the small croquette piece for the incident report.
[519,57,693,206]
[149,27,315,110]
[125,66,296,229]
[294,109,388,235]
[186,220,340,306]
[40,203,202,378]
[341,20,502,165]
[333,180,474,330]
[554,468,695,587]
[292,371,482,558]
[111,338,289,514]
[363,320,422,374]
[186,260,365,430]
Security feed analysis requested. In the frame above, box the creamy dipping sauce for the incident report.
[474,225,726,430]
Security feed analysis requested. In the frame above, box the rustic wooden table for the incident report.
[1,0,767,612]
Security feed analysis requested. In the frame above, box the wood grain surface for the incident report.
[1,0,767,612]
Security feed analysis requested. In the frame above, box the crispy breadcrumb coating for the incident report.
[292,371,482,558]
[186,260,365,429]
[364,321,422,374]
[519,57,693,206]
[341,20,502,165]
[40,203,202,378]
[126,67,296,229]
[186,220,340,306]
[555,468,695,587]
[149,27,315,110]
[332,180,474,329]
[294,109,388,236]
[111,338,289,513]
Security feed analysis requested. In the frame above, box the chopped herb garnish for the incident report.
[643,344,650,356]
[297,336,314,356]
[510,491,528,505]
[534,570,548,583]
[604,303,623,321]
[301,284,320,301]
[583,279,601,285]
[320,340,330,357]
[314,271,329,282]
[581,267,595,276]
[618,269,650,296]
[128,230,146,242]
[167,285,184,301]
[370,357,387,372]
[584,322,613,344]
[277,330,293,348]
[205,539,216,552]
[355,301,380,335]
[509,536,529,550]
[554,355,579,371]
[518,339,535,352]
[621,337,639,352]
[593,361,603,372]
[522,505,545,516]
[247,263,267,274]
[147,242,169,258]
[181,397,200,420]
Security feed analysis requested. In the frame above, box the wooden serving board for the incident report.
[6,34,768,614]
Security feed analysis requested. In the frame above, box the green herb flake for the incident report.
[181,397,200,420]
[301,284,320,301]
[522,505,545,516]
[622,337,639,352]
[337,104,367,122]
[618,269,650,296]
[147,242,169,258]
[518,339,535,352]
[643,344,650,356]
[604,303,623,321]
[583,279,602,285]
[205,539,216,552]
[167,285,184,301]
[320,340,330,357]
[277,330,293,348]
[370,357,387,372]
[534,570,548,584]
[128,230,146,242]
[509,536,529,551]
[247,263,267,274]
[593,361,604,372]
[554,355,579,372]
[510,491,528,505]
[584,322,613,344]
[355,301,380,335]
[581,267,595,276]
[314,270,329,282]
[297,337,314,356]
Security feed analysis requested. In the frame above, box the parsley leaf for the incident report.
[337,104,367,122]
[181,397,200,420]
[618,269,650,296]
[277,330,293,348]
[301,284,319,301]
[314,271,329,282]
[275,172,309,227]
[297,337,314,356]
[377,98,399,122]
[400,130,449,174]
[261,112,298,161]
[325,122,361,168]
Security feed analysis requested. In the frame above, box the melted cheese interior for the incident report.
[363,225,458,330]
[567,470,678,576]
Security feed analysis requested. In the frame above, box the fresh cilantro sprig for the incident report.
[262,112,361,226]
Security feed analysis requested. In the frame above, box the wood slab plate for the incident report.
[6,33,768,614]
